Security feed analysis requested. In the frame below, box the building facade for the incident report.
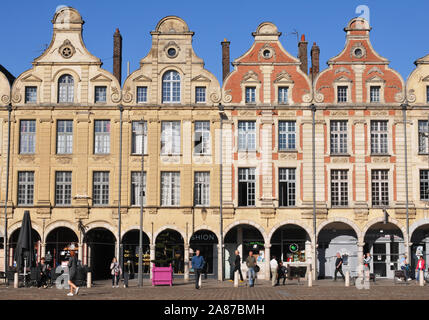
[1,7,429,280]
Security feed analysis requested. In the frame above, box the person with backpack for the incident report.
[110,257,122,288]
[245,251,257,287]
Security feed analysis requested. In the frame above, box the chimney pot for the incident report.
[298,34,308,75]
[221,39,231,82]
[113,28,123,85]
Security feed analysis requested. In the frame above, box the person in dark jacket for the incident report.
[67,250,79,296]
[37,257,48,288]
[334,252,345,281]
[123,260,131,288]
[277,261,287,285]
[191,250,205,289]
[234,250,244,281]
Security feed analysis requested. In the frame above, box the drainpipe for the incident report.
[402,103,410,258]
[311,103,317,280]
[117,105,123,267]
[3,104,11,272]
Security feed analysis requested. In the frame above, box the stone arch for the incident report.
[190,225,220,245]
[121,226,152,244]
[223,220,268,244]
[84,221,118,243]
[362,217,406,239]
[44,220,79,243]
[317,218,363,241]
[8,221,42,242]
[268,220,313,244]
[154,225,186,244]
[410,219,429,238]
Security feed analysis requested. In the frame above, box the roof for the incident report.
[0,64,15,86]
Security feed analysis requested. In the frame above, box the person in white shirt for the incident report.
[270,256,279,287]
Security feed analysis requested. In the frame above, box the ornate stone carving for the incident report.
[407,89,416,103]
[58,40,76,59]
[163,41,181,59]
[11,88,22,103]
[17,155,36,163]
[331,111,348,116]
[278,111,295,117]
[367,67,384,76]
[335,67,351,74]
[372,111,388,116]
[36,207,51,219]
[160,155,181,163]
[222,89,232,103]
[111,87,121,103]
[74,207,89,220]
[239,110,255,116]
[1,95,10,104]
[123,86,133,103]
[55,156,72,164]
[148,208,158,215]
[92,155,112,163]
[279,153,297,160]
[372,157,389,163]
[258,43,276,61]
[314,91,324,103]
[302,93,312,103]
[209,90,221,103]
[332,157,348,163]
[350,42,367,59]
[242,70,260,83]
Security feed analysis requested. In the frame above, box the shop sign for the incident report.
[191,233,216,242]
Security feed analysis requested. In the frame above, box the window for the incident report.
[95,86,107,103]
[337,86,348,103]
[238,168,256,207]
[419,120,429,154]
[25,87,37,103]
[161,172,180,206]
[194,121,210,155]
[20,120,36,154]
[131,121,147,155]
[278,121,296,151]
[372,170,389,206]
[94,120,110,154]
[93,172,109,206]
[57,120,73,154]
[245,87,256,103]
[331,170,348,207]
[194,172,210,206]
[238,121,256,151]
[55,171,72,206]
[427,86,429,103]
[161,121,180,155]
[420,170,429,201]
[278,87,289,104]
[370,86,381,103]
[371,121,388,154]
[131,172,146,206]
[137,86,147,103]
[162,71,180,103]
[195,87,206,103]
[330,121,348,154]
[279,168,296,207]
[18,171,34,205]
[58,74,74,103]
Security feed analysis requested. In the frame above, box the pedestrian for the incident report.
[270,255,278,286]
[233,250,244,282]
[334,252,345,281]
[123,260,131,288]
[416,255,425,284]
[277,261,287,285]
[110,257,122,288]
[245,251,257,287]
[67,250,79,296]
[37,257,48,288]
[399,254,411,281]
[191,249,205,289]
[363,252,372,281]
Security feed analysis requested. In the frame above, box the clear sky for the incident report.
[0,0,427,84]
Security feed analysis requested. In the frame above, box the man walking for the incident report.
[234,250,244,282]
[191,249,205,289]
[270,256,278,287]
[334,252,345,281]
[246,251,257,287]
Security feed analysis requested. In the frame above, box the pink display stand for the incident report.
[152,263,173,286]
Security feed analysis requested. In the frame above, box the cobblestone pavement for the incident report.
[0,278,428,300]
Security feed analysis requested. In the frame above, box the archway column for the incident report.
[41,242,46,259]
[184,244,189,282]
[150,244,155,280]
[358,242,364,268]
[78,242,83,262]
[264,244,271,280]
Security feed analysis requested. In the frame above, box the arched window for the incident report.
[162,71,180,103]
[58,74,74,103]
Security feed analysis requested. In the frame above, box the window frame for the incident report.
[245,87,256,104]
[419,120,429,154]
[195,87,206,104]
[17,171,34,206]
[194,121,211,155]
[278,168,296,207]
[25,86,37,104]
[370,120,389,155]
[58,74,74,103]
[194,172,210,206]
[55,171,72,206]
[337,86,348,103]
[331,170,348,207]
[238,121,256,152]
[93,171,109,206]
[56,120,73,155]
[131,171,146,206]
[161,172,181,206]
[238,168,256,207]
[131,121,148,155]
[330,120,348,155]
[162,71,181,104]
[161,121,181,155]
[370,86,381,103]
[136,86,148,103]
[94,120,111,154]
[94,86,107,103]
[371,169,389,207]
[278,121,296,151]
[19,120,36,155]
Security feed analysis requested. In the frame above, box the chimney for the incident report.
[221,38,230,82]
[310,42,320,81]
[298,34,308,74]
[113,28,122,85]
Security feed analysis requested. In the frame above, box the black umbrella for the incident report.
[14,210,36,273]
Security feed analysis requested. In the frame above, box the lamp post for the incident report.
[218,104,226,281]
[311,103,317,280]
[401,103,410,259]
[3,104,11,272]
[138,119,145,287]
[117,105,123,268]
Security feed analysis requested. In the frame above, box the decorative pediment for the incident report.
[241,70,260,83]
[334,67,351,75]
[274,70,294,84]
[334,76,353,83]
[90,74,112,82]
[366,75,385,83]
[367,67,384,76]
[191,74,211,82]
[133,74,152,83]
[21,74,43,83]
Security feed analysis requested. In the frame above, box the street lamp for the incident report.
[138,119,146,287]
[218,104,226,281]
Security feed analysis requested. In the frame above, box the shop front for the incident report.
[9,228,41,268]
[270,224,310,263]
[189,230,218,277]
[411,224,429,278]
[45,227,79,268]
[155,229,184,274]
[84,228,116,280]
[122,230,150,274]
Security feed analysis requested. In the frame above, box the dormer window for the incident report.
[370,86,381,103]
[195,87,206,103]
[137,86,148,103]
[58,74,74,103]
[95,86,107,103]
[25,87,37,103]
[162,71,180,103]
[278,87,289,104]
[337,86,348,103]
[245,87,256,104]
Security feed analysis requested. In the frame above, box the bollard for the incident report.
[307,270,312,287]
[87,272,92,288]
[14,273,18,288]
[198,273,202,288]
[234,270,239,288]
[345,270,350,287]
[420,270,424,287]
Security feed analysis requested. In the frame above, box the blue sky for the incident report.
[0,0,427,84]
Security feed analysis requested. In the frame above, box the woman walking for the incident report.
[67,250,79,296]
[110,257,122,288]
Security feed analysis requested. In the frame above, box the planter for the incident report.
[152,263,173,286]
